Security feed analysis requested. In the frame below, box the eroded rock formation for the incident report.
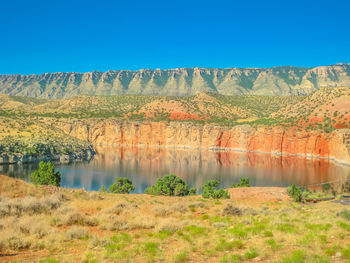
[51,119,350,165]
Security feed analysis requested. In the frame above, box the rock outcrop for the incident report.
[51,119,350,165]
[1,63,349,98]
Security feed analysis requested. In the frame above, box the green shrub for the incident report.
[188,187,197,195]
[145,174,189,196]
[202,180,219,198]
[287,184,307,202]
[30,161,61,186]
[212,189,230,199]
[202,180,230,199]
[109,177,135,194]
[231,178,250,188]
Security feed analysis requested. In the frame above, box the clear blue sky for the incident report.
[1,0,349,74]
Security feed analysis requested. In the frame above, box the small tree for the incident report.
[145,174,189,196]
[202,180,220,198]
[202,179,230,199]
[287,184,304,202]
[109,177,135,194]
[212,189,230,199]
[231,178,250,188]
[30,161,61,186]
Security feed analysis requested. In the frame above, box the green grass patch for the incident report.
[244,248,259,260]
[184,225,207,236]
[173,250,189,263]
[276,223,297,233]
[282,250,306,263]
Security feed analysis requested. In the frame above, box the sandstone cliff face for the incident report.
[1,64,349,98]
[51,119,350,165]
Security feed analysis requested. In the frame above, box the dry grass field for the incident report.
[0,175,350,263]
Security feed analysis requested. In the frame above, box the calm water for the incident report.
[2,146,350,193]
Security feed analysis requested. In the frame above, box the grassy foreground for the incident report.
[0,175,350,263]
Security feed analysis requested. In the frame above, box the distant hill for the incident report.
[0,63,349,98]
[1,87,349,130]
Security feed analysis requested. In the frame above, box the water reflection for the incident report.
[1,146,350,193]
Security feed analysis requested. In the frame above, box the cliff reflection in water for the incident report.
[2,146,350,193]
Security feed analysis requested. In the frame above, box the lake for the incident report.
[1,146,350,193]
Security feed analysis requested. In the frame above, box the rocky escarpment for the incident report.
[0,63,349,98]
[51,119,350,165]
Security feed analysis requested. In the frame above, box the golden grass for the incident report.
[0,175,349,262]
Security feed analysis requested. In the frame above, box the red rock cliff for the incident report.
[51,119,350,165]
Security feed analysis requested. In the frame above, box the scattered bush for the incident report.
[202,180,230,199]
[30,161,61,186]
[156,218,186,232]
[231,178,250,188]
[103,217,129,231]
[6,235,31,250]
[0,195,61,217]
[102,202,128,215]
[171,203,188,213]
[153,206,171,217]
[55,205,75,216]
[18,218,49,238]
[287,184,306,202]
[127,216,156,230]
[222,204,242,216]
[109,177,135,194]
[65,227,89,240]
[63,212,87,226]
[145,174,189,196]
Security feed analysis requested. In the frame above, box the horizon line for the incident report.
[0,62,349,76]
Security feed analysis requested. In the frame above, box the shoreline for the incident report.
[0,147,95,165]
[1,142,350,167]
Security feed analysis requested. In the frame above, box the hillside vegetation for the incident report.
[0,116,92,159]
[0,87,349,130]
